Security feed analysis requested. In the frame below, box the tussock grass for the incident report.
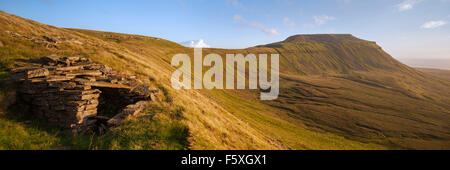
[68,102,190,150]
[0,99,190,150]
[0,116,59,150]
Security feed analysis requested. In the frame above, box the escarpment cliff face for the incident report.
[11,55,158,134]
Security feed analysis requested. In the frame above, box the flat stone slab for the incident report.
[56,65,84,71]
[107,101,148,127]
[65,70,103,77]
[76,79,131,89]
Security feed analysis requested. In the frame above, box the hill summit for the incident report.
[284,34,361,43]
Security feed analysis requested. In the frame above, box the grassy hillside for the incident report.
[260,35,450,149]
[0,11,281,149]
[0,11,449,149]
[201,35,450,149]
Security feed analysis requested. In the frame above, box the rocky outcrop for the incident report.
[11,55,158,134]
[5,30,83,49]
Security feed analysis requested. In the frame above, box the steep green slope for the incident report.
[0,11,282,149]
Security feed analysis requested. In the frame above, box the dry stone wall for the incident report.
[12,55,158,133]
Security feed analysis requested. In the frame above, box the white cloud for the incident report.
[227,0,245,9]
[234,14,243,21]
[313,15,335,25]
[396,0,422,11]
[283,17,296,28]
[234,14,279,35]
[180,39,211,48]
[421,20,446,29]
[177,0,187,8]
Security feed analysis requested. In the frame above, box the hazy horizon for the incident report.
[398,58,450,70]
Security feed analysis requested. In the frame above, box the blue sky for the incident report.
[0,0,449,59]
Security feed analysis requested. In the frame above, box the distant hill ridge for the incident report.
[258,33,413,76]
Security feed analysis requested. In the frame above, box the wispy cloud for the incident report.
[227,0,245,9]
[283,17,296,28]
[337,0,351,4]
[177,0,187,9]
[275,0,294,6]
[180,39,211,48]
[421,20,446,29]
[396,0,423,11]
[313,15,335,25]
[234,14,279,35]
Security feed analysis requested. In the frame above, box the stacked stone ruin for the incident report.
[11,55,158,134]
